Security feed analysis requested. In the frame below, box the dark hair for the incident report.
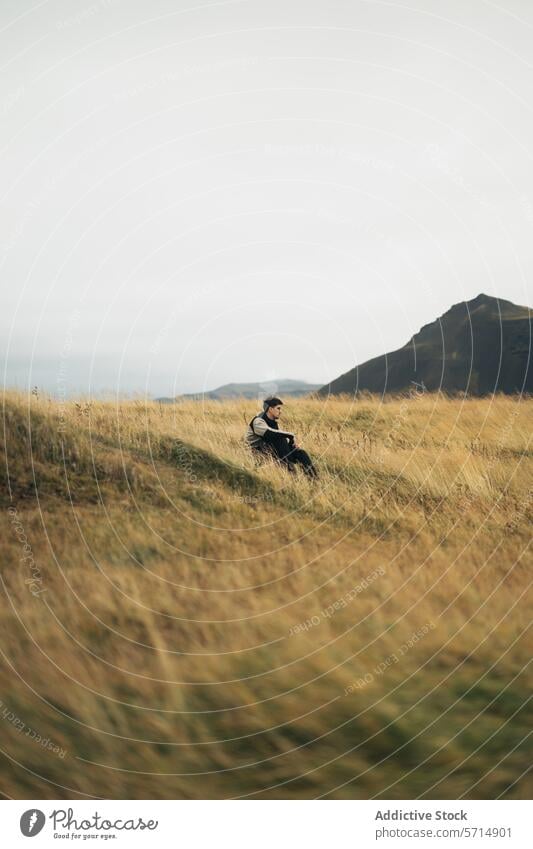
[263,396,283,411]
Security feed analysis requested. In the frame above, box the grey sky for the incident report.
[1,0,532,397]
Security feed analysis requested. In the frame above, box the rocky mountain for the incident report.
[319,293,532,397]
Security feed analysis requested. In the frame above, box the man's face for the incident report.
[268,404,282,420]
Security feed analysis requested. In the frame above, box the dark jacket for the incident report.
[245,411,295,450]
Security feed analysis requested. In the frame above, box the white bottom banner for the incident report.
[2,799,531,848]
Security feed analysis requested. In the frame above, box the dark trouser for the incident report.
[256,437,318,479]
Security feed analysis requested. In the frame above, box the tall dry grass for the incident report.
[0,389,531,799]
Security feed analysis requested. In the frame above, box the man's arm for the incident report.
[252,417,295,442]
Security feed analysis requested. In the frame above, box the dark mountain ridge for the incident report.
[319,293,532,397]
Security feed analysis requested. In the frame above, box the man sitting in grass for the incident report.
[246,396,318,479]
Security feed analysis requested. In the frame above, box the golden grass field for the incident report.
[0,389,531,799]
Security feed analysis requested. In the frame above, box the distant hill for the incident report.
[319,293,532,397]
[157,378,321,403]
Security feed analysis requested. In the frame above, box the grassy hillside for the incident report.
[0,389,531,799]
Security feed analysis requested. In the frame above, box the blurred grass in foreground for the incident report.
[0,389,531,799]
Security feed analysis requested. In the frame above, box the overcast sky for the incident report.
[1,0,533,397]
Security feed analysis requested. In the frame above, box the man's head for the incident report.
[263,396,283,420]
